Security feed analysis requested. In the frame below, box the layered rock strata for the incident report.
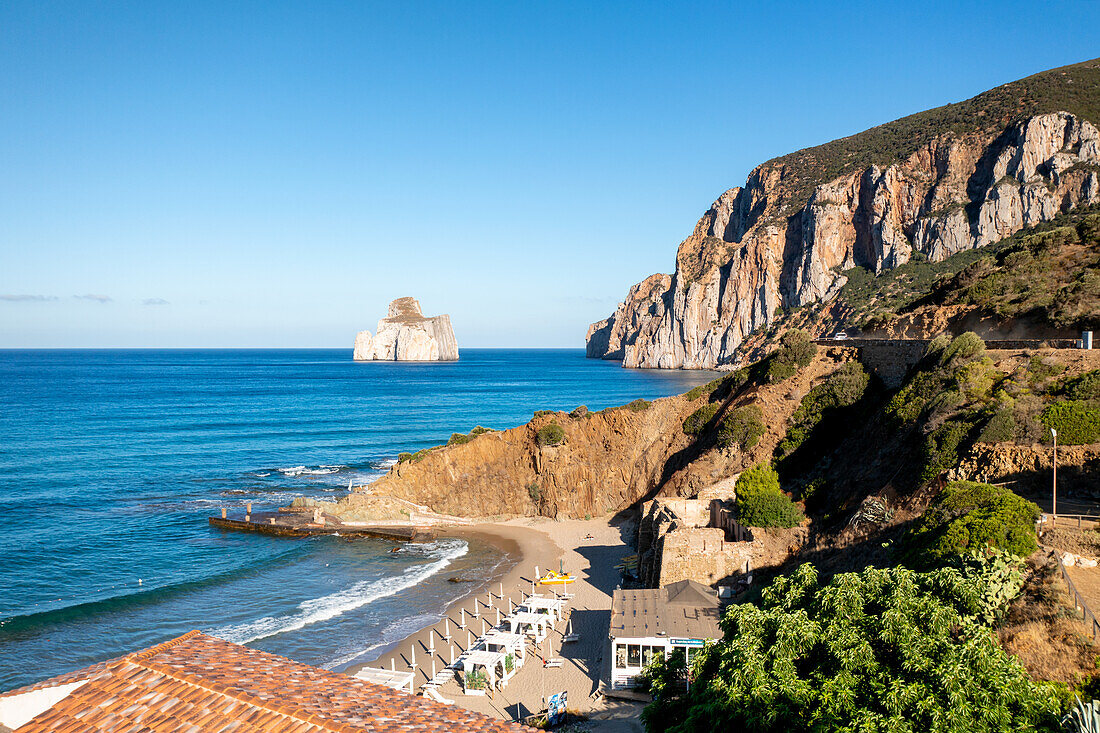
[588,111,1100,369]
[354,297,458,361]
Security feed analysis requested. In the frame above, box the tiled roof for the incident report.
[8,631,532,733]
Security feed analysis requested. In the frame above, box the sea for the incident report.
[0,348,714,691]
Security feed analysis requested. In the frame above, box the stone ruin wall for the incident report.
[637,495,754,588]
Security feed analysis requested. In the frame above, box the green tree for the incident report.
[735,463,803,528]
[643,564,1060,733]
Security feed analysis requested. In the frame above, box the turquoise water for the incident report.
[0,348,714,691]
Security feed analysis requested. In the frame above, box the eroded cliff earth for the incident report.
[587,58,1100,369]
[353,297,459,361]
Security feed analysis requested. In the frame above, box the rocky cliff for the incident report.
[303,353,846,520]
[587,59,1100,369]
[354,297,459,361]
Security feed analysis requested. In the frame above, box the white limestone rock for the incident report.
[352,298,459,361]
[588,111,1100,369]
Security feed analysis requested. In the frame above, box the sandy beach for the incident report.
[346,516,644,731]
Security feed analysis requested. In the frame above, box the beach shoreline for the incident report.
[343,515,641,729]
[342,518,563,679]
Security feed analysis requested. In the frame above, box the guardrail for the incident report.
[1040,514,1100,530]
[1057,559,1100,641]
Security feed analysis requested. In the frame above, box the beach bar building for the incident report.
[608,579,722,690]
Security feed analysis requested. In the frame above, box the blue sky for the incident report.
[1,1,1098,348]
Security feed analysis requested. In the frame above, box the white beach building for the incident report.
[607,579,723,690]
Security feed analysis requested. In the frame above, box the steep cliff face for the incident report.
[589,59,1100,369]
[354,297,459,361]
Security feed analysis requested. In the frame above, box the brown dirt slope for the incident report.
[326,352,854,520]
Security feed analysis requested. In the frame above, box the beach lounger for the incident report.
[422,687,455,705]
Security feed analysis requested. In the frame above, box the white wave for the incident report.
[376,459,397,469]
[213,539,468,645]
[277,465,308,476]
[251,472,271,478]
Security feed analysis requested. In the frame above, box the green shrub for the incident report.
[682,403,719,436]
[626,398,651,412]
[469,425,492,436]
[1029,355,1066,385]
[533,409,552,418]
[764,360,798,382]
[526,482,541,504]
[735,464,803,528]
[448,432,472,446]
[940,331,986,365]
[763,329,817,383]
[777,362,869,457]
[906,480,1040,564]
[717,405,765,451]
[1060,370,1100,402]
[642,563,1060,733]
[684,385,707,401]
[918,418,974,483]
[977,407,1015,443]
[569,405,588,419]
[397,452,413,463]
[709,369,749,401]
[535,422,566,447]
[1041,400,1100,444]
[411,448,432,462]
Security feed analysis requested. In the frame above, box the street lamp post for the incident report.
[1051,427,1058,526]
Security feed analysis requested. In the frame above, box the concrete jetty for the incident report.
[208,507,436,542]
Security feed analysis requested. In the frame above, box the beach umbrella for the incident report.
[429,633,435,653]
[432,658,436,679]
[391,658,395,671]
[410,645,416,668]
[487,590,493,607]
[460,608,466,628]
[444,617,450,639]
[467,630,472,648]
[473,601,479,618]
[450,644,454,665]
[500,582,504,599]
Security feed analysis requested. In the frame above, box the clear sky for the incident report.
[1,1,1098,348]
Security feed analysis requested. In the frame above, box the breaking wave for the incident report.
[212,539,468,644]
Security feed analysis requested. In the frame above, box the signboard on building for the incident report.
[670,638,704,647]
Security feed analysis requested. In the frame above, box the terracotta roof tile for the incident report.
[10,632,533,733]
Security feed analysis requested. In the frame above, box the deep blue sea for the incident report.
[0,349,713,691]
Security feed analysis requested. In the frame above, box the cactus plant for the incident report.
[1063,696,1100,733]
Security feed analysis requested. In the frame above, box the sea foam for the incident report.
[212,539,468,644]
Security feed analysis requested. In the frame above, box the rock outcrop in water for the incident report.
[587,59,1100,369]
[354,297,459,361]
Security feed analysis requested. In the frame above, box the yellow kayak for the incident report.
[538,571,576,585]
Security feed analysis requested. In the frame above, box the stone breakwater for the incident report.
[354,297,459,361]
[587,111,1100,369]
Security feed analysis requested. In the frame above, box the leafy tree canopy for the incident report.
[643,563,1059,733]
